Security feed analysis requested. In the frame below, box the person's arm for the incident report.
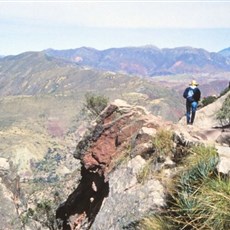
[183,88,188,99]
[197,88,201,101]
[194,88,201,101]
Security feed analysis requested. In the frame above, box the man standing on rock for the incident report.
[183,80,201,125]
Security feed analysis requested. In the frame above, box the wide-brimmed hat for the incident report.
[189,80,199,86]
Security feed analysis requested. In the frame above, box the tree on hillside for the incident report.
[83,93,109,118]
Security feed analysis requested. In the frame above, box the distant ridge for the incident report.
[45,46,230,76]
[218,47,230,58]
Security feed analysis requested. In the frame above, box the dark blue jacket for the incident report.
[183,87,201,102]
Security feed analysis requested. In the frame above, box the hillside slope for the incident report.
[0,51,185,121]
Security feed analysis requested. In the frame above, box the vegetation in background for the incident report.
[82,93,109,118]
[200,83,229,108]
[200,95,217,107]
[139,145,230,230]
[216,94,230,126]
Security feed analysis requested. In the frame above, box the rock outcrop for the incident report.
[56,100,173,229]
[57,94,230,229]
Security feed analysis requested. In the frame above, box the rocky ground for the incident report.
[177,91,230,174]
[0,91,229,230]
[56,92,230,230]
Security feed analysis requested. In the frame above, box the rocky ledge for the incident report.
[56,98,230,230]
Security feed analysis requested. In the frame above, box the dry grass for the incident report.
[152,129,174,158]
[136,158,154,184]
[136,129,173,184]
[139,145,230,230]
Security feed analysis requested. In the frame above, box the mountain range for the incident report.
[45,46,230,76]
[0,46,230,123]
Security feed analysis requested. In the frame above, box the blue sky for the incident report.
[1,1,230,55]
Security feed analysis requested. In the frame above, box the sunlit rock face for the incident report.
[57,95,230,230]
[56,100,172,229]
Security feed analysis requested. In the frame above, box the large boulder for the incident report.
[57,100,173,229]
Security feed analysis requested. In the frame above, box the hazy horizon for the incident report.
[1,1,230,55]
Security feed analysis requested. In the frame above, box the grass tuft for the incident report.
[152,129,174,158]
[136,129,174,184]
[139,145,230,230]
[136,158,154,184]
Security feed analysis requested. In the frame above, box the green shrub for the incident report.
[216,94,230,126]
[139,145,230,230]
[167,146,221,229]
[201,95,217,107]
[83,93,109,118]
[21,199,57,230]
[182,145,218,169]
